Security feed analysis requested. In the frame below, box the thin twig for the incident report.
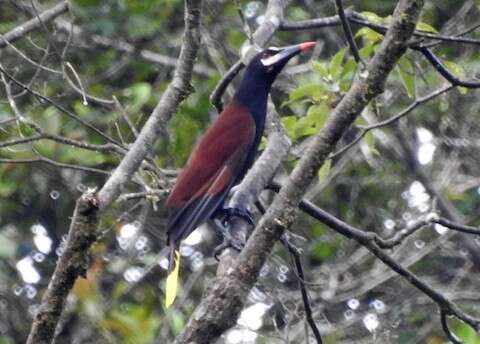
[0,75,123,154]
[113,96,139,138]
[234,0,254,44]
[422,22,480,48]
[330,85,454,158]
[62,61,115,105]
[0,64,125,148]
[117,189,169,202]
[54,19,214,77]
[0,36,61,74]
[282,236,323,344]
[433,218,480,235]
[210,61,244,112]
[280,11,480,46]
[334,0,362,65]
[255,201,323,344]
[415,47,480,88]
[0,1,69,48]
[0,157,110,175]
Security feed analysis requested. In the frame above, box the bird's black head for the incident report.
[234,42,316,108]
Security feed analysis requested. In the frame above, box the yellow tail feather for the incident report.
[165,250,180,308]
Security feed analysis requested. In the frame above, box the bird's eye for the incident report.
[260,47,281,66]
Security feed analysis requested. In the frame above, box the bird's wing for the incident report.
[166,105,255,245]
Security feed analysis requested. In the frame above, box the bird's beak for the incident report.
[261,41,316,66]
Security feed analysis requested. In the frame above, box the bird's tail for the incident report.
[165,246,181,308]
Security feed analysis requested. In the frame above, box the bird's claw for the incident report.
[222,207,254,226]
[213,231,245,260]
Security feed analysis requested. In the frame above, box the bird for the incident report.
[164,41,316,308]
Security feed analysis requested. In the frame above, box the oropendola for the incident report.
[164,41,316,307]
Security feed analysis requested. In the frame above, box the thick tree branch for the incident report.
[176,1,424,343]
[26,190,100,344]
[25,1,202,343]
[0,1,68,48]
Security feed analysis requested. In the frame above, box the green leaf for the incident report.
[360,11,385,24]
[293,116,317,139]
[311,60,329,78]
[416,22,437,33]
[307,102,330,128]
[330,48,347,79]
[170,311,186,336]
[125,82,152,110]
[281,116,297,139]
[318,159,331,183]
[42,107,61,134]
[355,27,383,43]
[396,58,416,98]
[341,59,357,91]
[73,101,91,117]
[443,60,468,94]
[443,60,466,79]
[312,240,337,259]
[452,319,480,344]
[289,83,328,102]
[359,44,376,60]
[365,131,379,155]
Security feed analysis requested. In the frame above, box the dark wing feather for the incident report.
[166,104,255,245]
[167,165,231,244]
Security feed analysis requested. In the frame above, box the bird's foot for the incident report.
[213,218,245,260]
[221,207,254,226]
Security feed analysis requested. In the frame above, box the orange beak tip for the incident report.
[300,41,316,51]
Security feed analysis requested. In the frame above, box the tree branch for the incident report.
[26,190,100,344]
[280,11,480,46]
[414,46,480,88]
[334,0,362,65]
[0,1,68,48]
[0,157,110,175]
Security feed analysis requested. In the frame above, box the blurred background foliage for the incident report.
[1,0,480,343]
